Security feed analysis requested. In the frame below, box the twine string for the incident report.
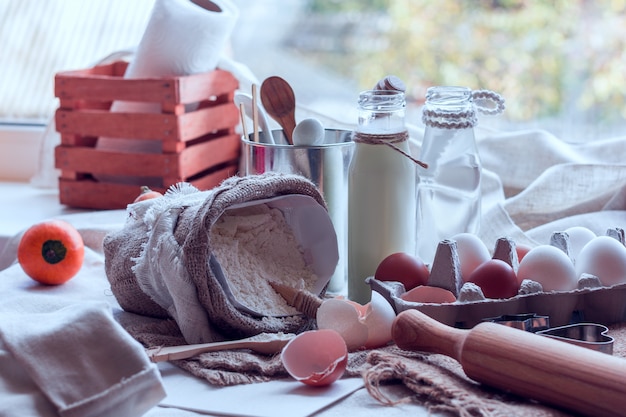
[353,131,428,169]
[422,89,505,129]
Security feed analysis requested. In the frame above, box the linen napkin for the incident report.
[0,301,165,417]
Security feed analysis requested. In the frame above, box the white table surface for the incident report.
[0,182,88,252]
[0,181,438,417]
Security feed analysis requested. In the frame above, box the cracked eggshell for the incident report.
[361,291,397,349]
[281,329,348,386]
[317,292,396,351]
[317,298,368,351]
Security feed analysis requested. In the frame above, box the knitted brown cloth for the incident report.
[124,322,626,416]
[361,347,571,417]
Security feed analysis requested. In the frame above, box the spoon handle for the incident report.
[146,337,291,362]
[393,309,626,417]
[277,113,296,145]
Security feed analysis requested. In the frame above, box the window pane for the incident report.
[0,0,154,123]
[2,0,625,143]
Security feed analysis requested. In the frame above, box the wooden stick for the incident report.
[239,102,249,140]
[269,282,323,319]
[146,333,293,362]
[252,84,260,143]
[393,309,626,417]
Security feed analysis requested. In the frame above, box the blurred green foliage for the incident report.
[304,0,626,128]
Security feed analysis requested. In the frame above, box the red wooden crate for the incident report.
[54,61,241,209]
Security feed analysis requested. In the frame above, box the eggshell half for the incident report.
[317,298,368,351]
[362,291,397,349]
[316,292,396,350]
[281,329,348,386]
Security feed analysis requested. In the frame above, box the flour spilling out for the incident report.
[211,203,318,316]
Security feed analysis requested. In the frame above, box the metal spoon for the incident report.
[260,76,297,145]
[146,332,294,362]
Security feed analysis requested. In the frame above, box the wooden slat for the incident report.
[58,178,143,210]
[55,64,238,107]
[55,108,178,141]
[178,133,241,179]
[177,103,239,142]
[55,145,177,177]
[189,163,240,192]
[58,163,238,209]
[178,70,239,104]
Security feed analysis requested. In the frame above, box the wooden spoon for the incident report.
[393,309,626,417]
[146,333,294,362]
[260,76,297,144]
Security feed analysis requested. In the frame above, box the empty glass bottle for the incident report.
[416,86,505,265]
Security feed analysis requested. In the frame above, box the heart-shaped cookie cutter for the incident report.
[537,323,614,355]
[486,313,614,355]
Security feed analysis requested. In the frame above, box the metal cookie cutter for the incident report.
[537,323,614,355]
[485,313,550,333]
[486,314,614,355]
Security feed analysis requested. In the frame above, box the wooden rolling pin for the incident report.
[392,309,626,417]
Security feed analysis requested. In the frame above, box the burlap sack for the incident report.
[104,173,334,344]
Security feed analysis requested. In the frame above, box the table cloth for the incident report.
[1,125,626,416]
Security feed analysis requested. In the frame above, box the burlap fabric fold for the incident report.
[104,173,328,345]
[120,318,626,415]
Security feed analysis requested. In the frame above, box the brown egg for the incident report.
[375,252,429,291]
[467,259,519,299]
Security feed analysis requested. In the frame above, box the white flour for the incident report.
[210,203,319,316]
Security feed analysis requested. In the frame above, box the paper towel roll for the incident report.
[96,0,239,185]
[125,0,238,78]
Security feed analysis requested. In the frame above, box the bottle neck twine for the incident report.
[353,131,428,169]
[422,89,505,129]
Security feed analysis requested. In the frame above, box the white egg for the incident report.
[452,233,491,281]
[517,245,577,291]
[576,236,626,286]
[564,226,596,262]
[292,118,325,146]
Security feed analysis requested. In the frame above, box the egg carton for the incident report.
[370,228,626,328]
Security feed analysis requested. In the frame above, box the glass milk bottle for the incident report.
[416,86,505,265]
[348,90,420,304]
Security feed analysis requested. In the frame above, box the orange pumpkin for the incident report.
[133,186,163,203]
[17,219,85,285]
